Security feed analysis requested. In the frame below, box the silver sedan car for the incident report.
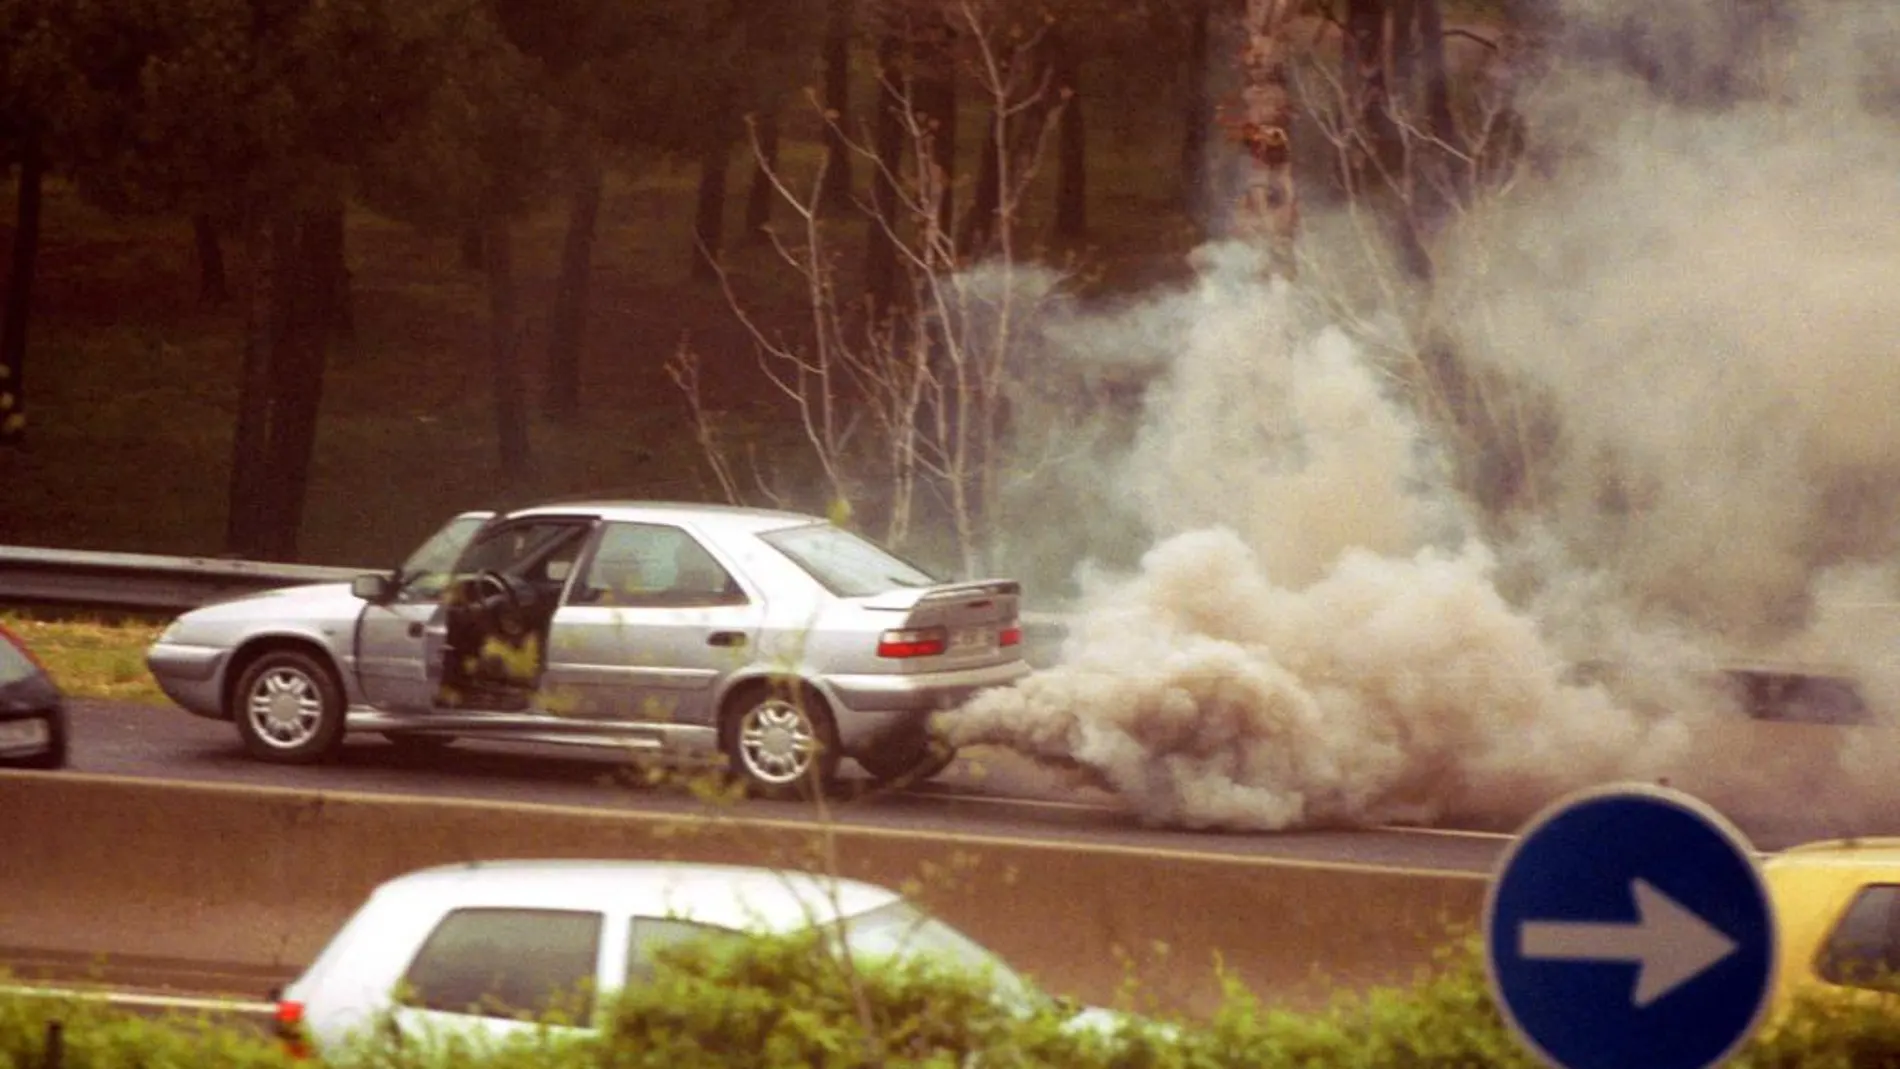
[145,501,1031,797]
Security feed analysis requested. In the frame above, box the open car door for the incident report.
[352,511,496,711]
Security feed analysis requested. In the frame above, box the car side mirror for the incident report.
[352,572,397,603]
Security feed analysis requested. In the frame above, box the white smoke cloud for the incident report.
[937,0,1900,832]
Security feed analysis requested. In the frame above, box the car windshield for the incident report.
[830,900,1041,1008]
[398,513,491,597]
[758,524,940,597]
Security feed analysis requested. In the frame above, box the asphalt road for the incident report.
[50,698,1883,872]
[60,698,1515,874]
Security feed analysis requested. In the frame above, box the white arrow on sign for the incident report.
[1519,877,1739,1008]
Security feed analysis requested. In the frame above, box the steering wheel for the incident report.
[473,570,534,641]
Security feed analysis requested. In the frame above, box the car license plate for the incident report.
[0,718,48,752]
[949,627,996,655]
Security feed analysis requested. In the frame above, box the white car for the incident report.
[146,501,1032,797]
[273,859,1130,1059]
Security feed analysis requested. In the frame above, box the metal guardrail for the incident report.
[0,544,369,614]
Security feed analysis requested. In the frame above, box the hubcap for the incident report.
[738,699,819,784]
[246,668,324,748]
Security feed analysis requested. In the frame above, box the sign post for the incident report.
[1483,783,1776,1069]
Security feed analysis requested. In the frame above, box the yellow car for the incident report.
[1761,837,1900,1017]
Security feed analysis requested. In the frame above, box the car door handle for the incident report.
[707,631,746,648]
[408,622,424,638]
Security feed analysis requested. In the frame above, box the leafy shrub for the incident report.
[12,935,1900,1068]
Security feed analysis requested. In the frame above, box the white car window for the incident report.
[625,917,747,984]
[400,907,603,1022]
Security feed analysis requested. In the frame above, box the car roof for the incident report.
[373,859,903,932]
[505,500,825,534]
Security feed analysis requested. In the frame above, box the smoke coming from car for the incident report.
[936,0,1900,831]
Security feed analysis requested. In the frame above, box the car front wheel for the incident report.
[232,649,347,764]
[723,682,840,800]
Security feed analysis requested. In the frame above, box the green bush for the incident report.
[12,936,1900,1068]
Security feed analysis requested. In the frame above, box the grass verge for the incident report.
[2,612,168,704]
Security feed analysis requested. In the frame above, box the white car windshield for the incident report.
[758,524,940,596]
[831,900,1040,1007]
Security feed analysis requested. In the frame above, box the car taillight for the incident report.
[275,999,309,1059]
[999,625,1022,647]
[878,626,947,658]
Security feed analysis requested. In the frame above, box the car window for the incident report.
[456,522,590,589]
[400,907,604,1022]
[0,630,39,686]
[756,524,939,597]
[399,513,493,599]
[625,917,747,984]
[1817,883,1900,991]
[573,523,742,607]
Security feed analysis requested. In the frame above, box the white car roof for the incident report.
[372,859,903,933]
[508,500,824,535]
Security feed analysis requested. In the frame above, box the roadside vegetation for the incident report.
[0,612,166,703]
[5,933,1900,1068]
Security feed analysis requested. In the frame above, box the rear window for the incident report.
[0,630,40,686]
[758,524,939,597]
[400,907,603,1021]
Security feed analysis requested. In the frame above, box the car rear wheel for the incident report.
[723,682,840,800]
[232,649,347,764]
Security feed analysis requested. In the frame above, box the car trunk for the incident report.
[858,579,1022,669]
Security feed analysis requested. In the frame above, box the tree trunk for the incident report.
[252,211,333,559]
[224,215,288,558]
[1180,0,1213,219]
[545,146,603,419]
[304,205,353,343]
[743,111,780,243]
[459,226,485,270]
[912,17,957,242]
[1345,0,1399,184]
[691,114,733,282]
[1416,0,1457,152]
[963,109,1002,253]
[484,215,529,478]
[819,0,855,212]
[0,132,45,447]
[1231,0,1300,277]
[1052,29,1087,241]
[865,31,904,313]
[192,213,230,307]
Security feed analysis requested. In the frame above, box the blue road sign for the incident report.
[1483,783,1776,1069]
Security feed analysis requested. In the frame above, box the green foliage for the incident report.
[12,935,1900,1069]
[0,990,298,1069]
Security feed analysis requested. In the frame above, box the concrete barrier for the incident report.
[0,771,1484,1014]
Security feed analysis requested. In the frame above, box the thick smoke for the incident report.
[937,0,1900,831]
